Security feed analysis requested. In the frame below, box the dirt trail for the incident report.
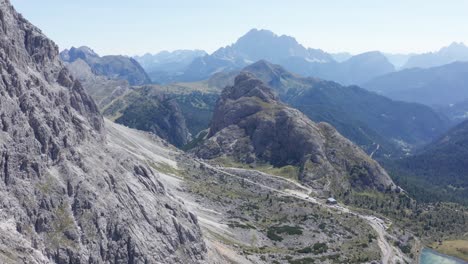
[370,144,381,158]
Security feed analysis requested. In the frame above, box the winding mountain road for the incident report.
[200,162,407,264]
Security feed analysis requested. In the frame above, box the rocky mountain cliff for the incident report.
[0,1,206,262]
[61,46,151,85]
[196,73,396,193]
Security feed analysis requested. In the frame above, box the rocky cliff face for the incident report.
[196,73,395,192]
[0,1,206,262]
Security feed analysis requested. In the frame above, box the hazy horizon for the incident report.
[10,0,468,56]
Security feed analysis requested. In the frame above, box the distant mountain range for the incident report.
[61,46,151,85]
[364,61,468,107]
[180,29,395,85]
[180,29,332,81]
[134,50,207,84]
[403,42,468,69]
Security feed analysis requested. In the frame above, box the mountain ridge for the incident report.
[180,29,395,85]
[61,46,151,85]
[0,1,206,262]
[364,61,468,106]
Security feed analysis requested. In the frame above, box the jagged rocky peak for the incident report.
[197,72,395,193]
[244,60,298,82]
[0,0,206,262]
[222,72,276,102]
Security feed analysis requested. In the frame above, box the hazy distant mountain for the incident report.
[135,50,207,72]
[331,52,353,62]
[214,28,333,63]
[242,60,449,157]
[180,29,334,82]
[61,46,151,85]
[334,51,395,85]
[403,42,468,69]
[364,61,468,106]
[134,50,207,84]
[384,53,414,69]
[385,119,468,204]
[280,51,395,86]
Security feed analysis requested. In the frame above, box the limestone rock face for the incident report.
[0,1,206,262]
[197,72,395,192]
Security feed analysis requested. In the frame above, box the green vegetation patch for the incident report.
[228,221,257,230]
[312,242,328,254]
[267,225,303,242]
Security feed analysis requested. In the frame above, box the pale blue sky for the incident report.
[10,0,468,56]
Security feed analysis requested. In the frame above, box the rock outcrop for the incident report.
[0,1,206,262]
[196,72,395,192]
